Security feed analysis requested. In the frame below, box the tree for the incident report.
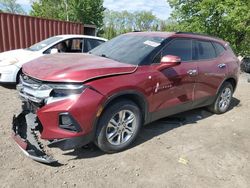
[167,0,250,55]
[102,10,160,39]
[0,0,26,14]
[30,0,105,29]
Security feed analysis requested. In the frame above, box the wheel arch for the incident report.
[101,90,149,125]
[91,90,149,138]
[217,76,237,95]
[16,68,22,83]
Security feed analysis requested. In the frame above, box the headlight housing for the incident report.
[49,84,86,97]
[44,84,86,104]
[18,75,86,104]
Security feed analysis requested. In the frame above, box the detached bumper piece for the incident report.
[12,112,57,164]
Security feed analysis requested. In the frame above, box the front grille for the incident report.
[17,74,52,105]
[20,74,43,90]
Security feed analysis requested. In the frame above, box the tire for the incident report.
[208,82,233,114]
[16,69,22,84]
[96,100,142,153]
[240,58,250,73]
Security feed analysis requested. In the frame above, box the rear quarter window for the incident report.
[213,42,226,56]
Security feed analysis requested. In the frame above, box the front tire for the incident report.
[208,82,233,114]
[96,100,142,153]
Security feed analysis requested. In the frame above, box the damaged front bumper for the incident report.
[12,109,94,164]
[12,112,57,164]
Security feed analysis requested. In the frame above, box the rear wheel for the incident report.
[208,82,233,114]
[96,100,142,153]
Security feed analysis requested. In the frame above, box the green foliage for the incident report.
[167,0,250,55]
[0,0,26,14]
[102,10,160,39]
[30,0,105,29]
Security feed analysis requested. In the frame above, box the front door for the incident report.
[150,38,198,121]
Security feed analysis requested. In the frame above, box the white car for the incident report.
[0,35,107,84]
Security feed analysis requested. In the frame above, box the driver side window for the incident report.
[44,38,84,54]
[162,38,192,62]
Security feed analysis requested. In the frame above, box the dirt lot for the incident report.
[0,74,249,188]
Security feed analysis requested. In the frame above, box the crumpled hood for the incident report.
[0,49,39,67]
[23,53,137,83]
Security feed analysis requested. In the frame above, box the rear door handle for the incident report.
[218,63,226,68]
[187,69,198,76]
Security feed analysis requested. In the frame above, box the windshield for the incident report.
[27,36,63,51]
[90,34,165,65]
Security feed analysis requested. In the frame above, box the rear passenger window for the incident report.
[213,42,226,56]
[196,40,216,60]
[163,39,192,61]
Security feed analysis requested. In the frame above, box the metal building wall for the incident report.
[0,12,84,52]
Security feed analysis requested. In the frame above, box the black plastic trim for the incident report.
[59,112,82,133]
[150,96,216,122]
[48,132,94,151]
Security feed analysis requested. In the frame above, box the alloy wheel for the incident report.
[218,87,232,111]
[106,110,136,146]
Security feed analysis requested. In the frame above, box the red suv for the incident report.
[13,32,239,163]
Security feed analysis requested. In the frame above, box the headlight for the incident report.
[0,57,19,66]
[18,75,86,104]
[49,84,86,97]
[44,84,86,104]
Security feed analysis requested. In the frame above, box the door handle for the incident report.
[187,69,198,76]
[218,63,226,68]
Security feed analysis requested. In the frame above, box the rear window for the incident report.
[195,40,216,60]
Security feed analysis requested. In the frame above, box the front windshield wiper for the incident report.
[101,54,107,58]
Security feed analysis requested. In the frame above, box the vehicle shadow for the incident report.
[64,97,241,160]
[1,84,16,90]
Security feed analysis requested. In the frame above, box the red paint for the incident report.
[23,53,137,83]
[0,12,85,52]
[12,132,28,150]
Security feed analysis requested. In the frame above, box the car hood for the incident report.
[23,54,137,83]
[0,49,40,67]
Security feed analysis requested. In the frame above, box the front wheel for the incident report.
[96,100,142,153]
[208,82,233,114]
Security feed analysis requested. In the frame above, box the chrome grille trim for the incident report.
[17,75,52,104]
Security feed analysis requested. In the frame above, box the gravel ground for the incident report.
[0,74,249,188]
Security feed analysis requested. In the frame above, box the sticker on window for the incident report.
[144,40,161,47]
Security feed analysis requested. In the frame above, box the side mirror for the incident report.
[156,55,181,71]
[50,48,59,54]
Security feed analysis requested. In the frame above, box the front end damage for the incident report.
[12,110,57,164]
[12,74,101,164]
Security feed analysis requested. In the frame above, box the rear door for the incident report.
[193,40,228,105]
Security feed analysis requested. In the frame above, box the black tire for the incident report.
[16,69,22,84]
[240,58,250,73]
[208,82,233,114]
[96,100,142,153]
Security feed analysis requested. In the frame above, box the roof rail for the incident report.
[175,32,222,40]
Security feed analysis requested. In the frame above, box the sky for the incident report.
[16,0,172,20]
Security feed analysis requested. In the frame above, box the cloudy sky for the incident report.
[17,0,172,20]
